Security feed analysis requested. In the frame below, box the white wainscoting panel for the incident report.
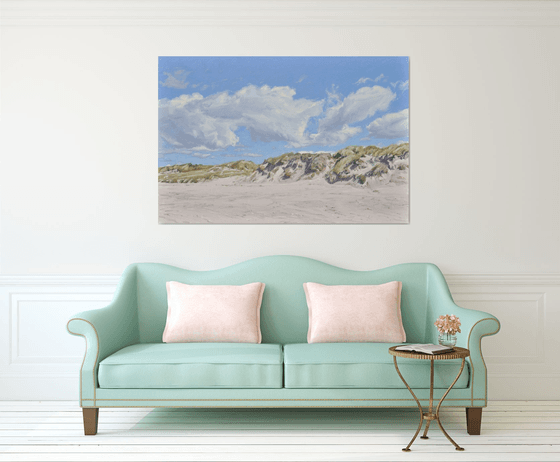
[0,274,559,400]
[448,277,560,401]
[0,277,117,400]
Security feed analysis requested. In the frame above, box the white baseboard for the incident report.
[1,273,559,400]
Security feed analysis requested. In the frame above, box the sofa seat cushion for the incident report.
[98,343,283,389]
[283,343,469,389]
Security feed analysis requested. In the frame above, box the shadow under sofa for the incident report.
[67,256,500,435]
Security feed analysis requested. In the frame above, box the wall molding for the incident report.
[453,292,546,365]
[0,275,120,287]
[445,273,560,286]
[1,1,560,27]
[9,293,114,366]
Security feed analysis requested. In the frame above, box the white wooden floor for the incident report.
[0,401,559,461]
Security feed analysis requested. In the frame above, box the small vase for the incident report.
[438,333,457,348]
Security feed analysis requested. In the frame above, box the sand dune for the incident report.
[159,180,409,224]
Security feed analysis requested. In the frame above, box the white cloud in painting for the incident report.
[310,86,395,145]
[160,70,190,89]
[355,77,373,85]
[390,80,409,92]
[222,153,262,158]
[310,125,362,146]
[207,85,323,146]
[157,146,196,158]
[367,109,409,139]
[159,85,323,152]
[159,93,239,152]
[159,84,397,152]
[192,152,213,159]
[355,75,384,85]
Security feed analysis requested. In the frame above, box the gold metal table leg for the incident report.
[435,358,466,451]
[421,359,435,439]
[392,356,424,452]
[392,356,467,452]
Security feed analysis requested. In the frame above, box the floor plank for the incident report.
[0,401,559,462]
[1,444,560,453]
[4,453,560,461]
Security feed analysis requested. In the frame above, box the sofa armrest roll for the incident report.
[67,264,140,405]
[426,264,500,405]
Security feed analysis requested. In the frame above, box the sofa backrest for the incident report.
[134,256,431,345]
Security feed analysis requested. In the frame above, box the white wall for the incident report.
[0,0,559,400]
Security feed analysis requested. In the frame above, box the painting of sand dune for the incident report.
[158,57,409,224]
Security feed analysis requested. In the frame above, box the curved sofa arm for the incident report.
[426,264,500,405]
[67,264,139,405]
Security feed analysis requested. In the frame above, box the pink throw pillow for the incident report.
[304,281,405,343]
[163,281,265,343]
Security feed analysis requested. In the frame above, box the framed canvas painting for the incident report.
[158,57,409,224]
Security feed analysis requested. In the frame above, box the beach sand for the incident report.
[159,180,409,224]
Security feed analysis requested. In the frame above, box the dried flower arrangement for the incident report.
[434,314,461,335]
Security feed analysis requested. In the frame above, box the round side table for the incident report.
[388,346,470,452]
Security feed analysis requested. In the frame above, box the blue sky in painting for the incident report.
[158,57,409,167]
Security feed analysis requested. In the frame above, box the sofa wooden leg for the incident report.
[466,407,482,435]
[83,408,99,435]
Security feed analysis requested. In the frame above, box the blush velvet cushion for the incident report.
[162,282,265,343]
[304,281,405,343]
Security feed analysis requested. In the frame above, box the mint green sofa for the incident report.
[67,256,500,435]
